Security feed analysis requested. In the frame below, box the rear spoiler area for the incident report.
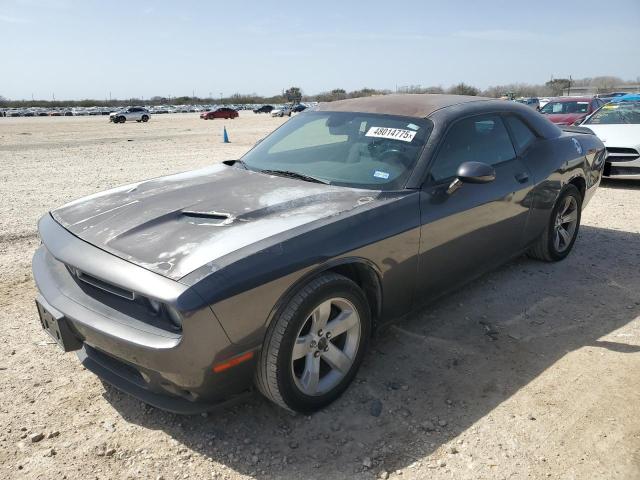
[561,125,595,135]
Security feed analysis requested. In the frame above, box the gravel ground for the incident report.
[1,113,639,480]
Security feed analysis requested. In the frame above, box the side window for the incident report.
[504,115,536,152]
[430,115,516,182]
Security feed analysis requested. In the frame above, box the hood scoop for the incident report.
[181,209,235,227]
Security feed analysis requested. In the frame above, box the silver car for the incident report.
[110,106,151,124]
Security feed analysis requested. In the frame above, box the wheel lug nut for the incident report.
[314,351,320,357]
[324,347,329,352]
[326,332,331,339]
[317,329,323,336]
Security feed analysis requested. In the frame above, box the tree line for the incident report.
[1,76,637,108]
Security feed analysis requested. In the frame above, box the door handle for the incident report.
[515,172,529,183]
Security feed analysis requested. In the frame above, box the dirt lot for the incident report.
[1,112,639,480]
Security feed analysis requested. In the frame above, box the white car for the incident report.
[109,106,151,124]
[271,105,292,117]
[581,100,640,179]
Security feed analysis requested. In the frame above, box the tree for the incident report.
[545,78,571,96]
[590,76,622,94]
[447,83,479,96]
[284,87,303,104]
[423,86,444,94]
[347,88,378,98]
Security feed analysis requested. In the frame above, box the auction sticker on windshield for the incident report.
[365,127,416,142]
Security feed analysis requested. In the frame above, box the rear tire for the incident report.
[141,115,149,122]
[528,184,582,262]
[255,273,371,413]
[118,116,125,123]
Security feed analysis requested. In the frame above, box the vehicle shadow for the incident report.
[101,224,640,479]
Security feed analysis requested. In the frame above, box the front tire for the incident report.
[141,115,149,122]
[256,273,371,413]
[528,184,582,262]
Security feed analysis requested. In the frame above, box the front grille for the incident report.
[606,147,639,163]
[608,166,640,177]
[84,345,146,387]
[75,270,135,300]
[64,265,181,333]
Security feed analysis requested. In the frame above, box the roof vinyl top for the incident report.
[317,94,500,118]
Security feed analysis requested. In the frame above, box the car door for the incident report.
[415,113,533,303]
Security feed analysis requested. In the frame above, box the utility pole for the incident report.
[567,75,572,96]
[220,92,223,104]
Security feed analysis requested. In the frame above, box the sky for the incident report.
[1,0,639,100]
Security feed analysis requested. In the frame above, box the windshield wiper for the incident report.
[259,169,331,185]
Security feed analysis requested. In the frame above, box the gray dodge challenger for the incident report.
[33,95,605,413]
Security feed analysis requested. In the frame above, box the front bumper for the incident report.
[604,158,640,179]
[32,214,256,413]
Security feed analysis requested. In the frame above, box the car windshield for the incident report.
[241,111,433,190]
[540,101,590,114]
[583,102,640,125]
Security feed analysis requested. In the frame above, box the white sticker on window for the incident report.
[373,170,390,179]
[365,126,416,142]
[406,123,420,131]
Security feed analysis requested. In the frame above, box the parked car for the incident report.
[253,105,274,114]
[109,107,150,123]
[32,94,604,414]
[271,105,292,117]
[595,92,629,103]
[200,107,239,120]
[539,96,605,125]
[515,97,540,110]
[580,96,640,179]
[292,104,307,113]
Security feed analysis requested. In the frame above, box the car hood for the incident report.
[583,124,640,148]
[51,165,379,280]
[543,113,584,124]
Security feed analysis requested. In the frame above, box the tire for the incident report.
[141,115,149,122]
[118,116,125,123]
[528,184,582,262]
[256,273,371,413]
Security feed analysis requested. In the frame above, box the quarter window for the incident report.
[430,115,516,182]
[504,115,536,152]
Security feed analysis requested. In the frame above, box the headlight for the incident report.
[166,306,183,330]
[148,298,162,313]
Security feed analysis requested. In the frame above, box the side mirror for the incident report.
[447,161,496,194]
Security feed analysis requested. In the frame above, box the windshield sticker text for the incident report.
[365,127,416,142]
[373,170,390,179]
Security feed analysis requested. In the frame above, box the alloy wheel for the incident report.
[554,195,578,253]
[291,297,361,396]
